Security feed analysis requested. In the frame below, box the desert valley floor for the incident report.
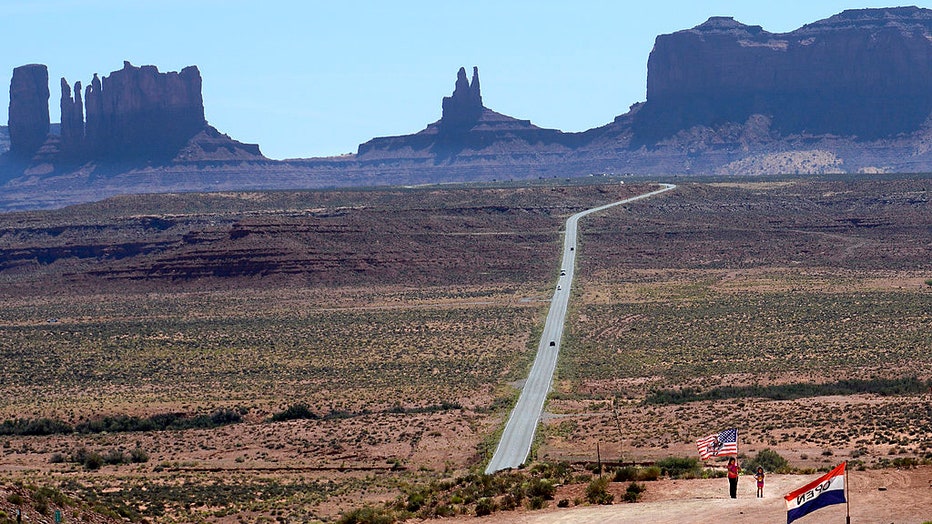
[0,174,929,523]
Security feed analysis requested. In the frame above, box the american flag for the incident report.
[696,428,738,460]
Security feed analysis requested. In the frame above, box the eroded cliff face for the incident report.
[2,61,262,175]
[8,64,50,158]
[636,7,932,141]
[64,61,207,159]
[440,66,483,132]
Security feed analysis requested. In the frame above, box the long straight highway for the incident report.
[485,183,676,474]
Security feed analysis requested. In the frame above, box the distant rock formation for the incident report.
[7,9,932,212]
[357,9,932,170]
[440,66,483,132]
[357,66,574,160]
[8,64,50,158]
[61,61,207,159]
[60,78,84,155]
[632,7,932,142]
[3,61,262,172]
[83,73,103,154]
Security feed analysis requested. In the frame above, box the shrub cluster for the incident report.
[0,418,73,436]
[743,449,789,474]
[585,476,614,505]
[0,408,244,437]
[655,457,703,479]
[335,462,572,522]
[612,464,661,482]
[336,506,396,524]
[646,377,931,405]
[270,403,318,422]
[55,446,150,470]
[76,408,243,433]
[624,482,645,503]
[270,402,464,423]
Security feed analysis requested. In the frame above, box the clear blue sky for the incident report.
[2,1,923,159]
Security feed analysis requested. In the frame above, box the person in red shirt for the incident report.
[727,457,740,498]
[755,466,765,498]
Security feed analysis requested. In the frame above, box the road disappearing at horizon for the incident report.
[485,183,677,474]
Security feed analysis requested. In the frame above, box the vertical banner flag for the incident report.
[696,428,738,460]
[784,462,847,524]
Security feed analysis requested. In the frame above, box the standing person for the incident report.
[727,457,740,498]
[755,466,765,498]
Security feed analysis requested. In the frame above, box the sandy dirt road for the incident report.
[452,467,932,523]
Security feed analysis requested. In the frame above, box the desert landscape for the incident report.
[0,175,929,523]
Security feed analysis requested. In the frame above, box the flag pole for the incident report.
[845,461,851,524]
[735,429,739,469]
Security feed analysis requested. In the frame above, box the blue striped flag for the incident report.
[785,462,847,524]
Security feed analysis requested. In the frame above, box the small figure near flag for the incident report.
[784,461,848,524]
[726,457,740,498]
[696,428,738,460]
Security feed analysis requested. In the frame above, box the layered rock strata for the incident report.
[634,7,932,142]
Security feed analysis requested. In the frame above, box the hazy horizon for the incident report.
[2,0,921,160]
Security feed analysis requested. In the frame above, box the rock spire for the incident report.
[60,78,85,154]
[440,66,483,131]
[8,64,50,158]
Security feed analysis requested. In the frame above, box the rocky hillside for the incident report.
[0,183,648,296]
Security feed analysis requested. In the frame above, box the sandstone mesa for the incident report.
[2,7,932,210]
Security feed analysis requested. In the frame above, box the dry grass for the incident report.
[0,283,543,522]
[1,176,931,522]
[545,176,932,472]
[0,286,540,421]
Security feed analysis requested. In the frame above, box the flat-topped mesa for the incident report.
[8,64,50,158]
[440,66,483,132]
[77,61,207,158]
[635,6,932,142]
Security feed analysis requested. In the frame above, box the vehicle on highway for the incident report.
[484,183,677,474]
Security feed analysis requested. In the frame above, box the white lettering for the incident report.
[796,479,835,505]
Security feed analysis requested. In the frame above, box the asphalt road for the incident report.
[484,183,677,474]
